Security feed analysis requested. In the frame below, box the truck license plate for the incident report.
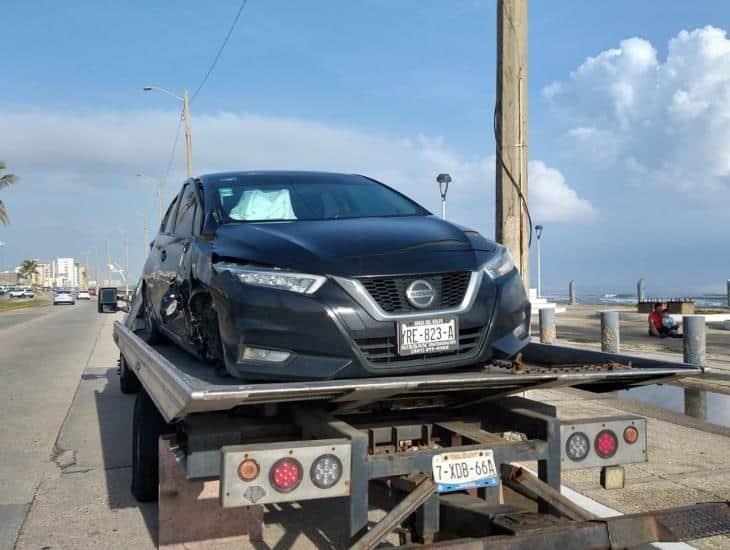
[432,449,499,493]
[397,317,458,356]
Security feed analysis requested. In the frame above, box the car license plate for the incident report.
[397,317,458,356]
[432,449,499,493]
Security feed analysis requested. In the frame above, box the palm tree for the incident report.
[1,161,19,226]
[19,259,39,284]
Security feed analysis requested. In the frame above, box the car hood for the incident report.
[213,215,497,276]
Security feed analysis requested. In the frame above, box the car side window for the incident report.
[161,197,179,234]
[173,184,198,237]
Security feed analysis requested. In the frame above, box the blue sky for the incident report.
[1,1,729,294]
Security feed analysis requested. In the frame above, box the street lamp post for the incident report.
[535,224,544,298]
[123,231,129,298]
[0,241,5,272]
[143,214,149,257]
[143,86,193,178]
[136,173,164,224]
[437,173,452,220]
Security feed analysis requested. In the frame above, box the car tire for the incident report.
[131,390,174,502]
[197,296,224,367]
[119,354,141,394]
[140,288,161,345]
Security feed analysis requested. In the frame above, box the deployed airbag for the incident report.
[229,189,297,221]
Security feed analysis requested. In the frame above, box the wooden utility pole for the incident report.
[495,0,529,285]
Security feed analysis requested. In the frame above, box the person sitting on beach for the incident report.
[648,302,681,338]
[661,308,682,338]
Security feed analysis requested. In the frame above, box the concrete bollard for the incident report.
[637,278,645,303]
[569,280,576,305]
[683,316,706,366]
[684,387,707,420]
[539,308,555,344]
[600,311,620,353]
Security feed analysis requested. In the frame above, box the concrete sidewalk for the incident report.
[527,388,730,549]
[533,304,730,397]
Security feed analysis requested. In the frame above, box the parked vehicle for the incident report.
[98,287,118,313]
[21,289,35,298]
[77,290,91,300]
[139,171,531,381]
[53,290,75,305]
[8,289,26,298]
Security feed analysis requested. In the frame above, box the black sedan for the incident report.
[140,171,530,380]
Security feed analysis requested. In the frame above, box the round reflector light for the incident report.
[623,425,639,444]
[238,458,260,481]
[310,454,343,489]
[594,429,619,459]
[270,457,303,493]
[565,432,590,461]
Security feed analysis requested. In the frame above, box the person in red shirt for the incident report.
[648,302,681,338]
[648,302,664,337]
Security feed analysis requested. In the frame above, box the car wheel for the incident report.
[198,297,224,367]
[140,288,160,345]
[131,390,174,502]
[119,354,141,394]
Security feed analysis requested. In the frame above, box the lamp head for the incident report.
[437,173,452,198]
[535,224,544,239]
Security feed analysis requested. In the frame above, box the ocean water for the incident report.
[543,291,728,309]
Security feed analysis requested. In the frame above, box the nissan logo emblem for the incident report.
[405,280,435,309]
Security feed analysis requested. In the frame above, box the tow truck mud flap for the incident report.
[220,439,351,507]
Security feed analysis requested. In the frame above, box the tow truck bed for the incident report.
[113,321,703,423]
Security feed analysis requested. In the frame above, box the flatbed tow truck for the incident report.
[114,288,730,548]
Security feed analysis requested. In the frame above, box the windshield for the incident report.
[213,173,429,223]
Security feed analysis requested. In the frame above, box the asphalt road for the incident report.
[0,301,150,549]
[0,300,54,331]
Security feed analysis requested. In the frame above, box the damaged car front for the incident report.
[142,171,530,381]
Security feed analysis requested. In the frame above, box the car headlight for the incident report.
[214,263,327,295]
[482,245,515,279]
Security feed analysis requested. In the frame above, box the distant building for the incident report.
[31,260,51,287]
[53,257,77,287]
[75,263,88,289]
[0,270,18,285]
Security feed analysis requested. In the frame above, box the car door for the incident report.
[147,194,180,315]
[161,182,199,337]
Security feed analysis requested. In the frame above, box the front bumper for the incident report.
[211,269,530,380]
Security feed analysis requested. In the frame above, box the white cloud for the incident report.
[545,26,730,198]
[529,161,596,222]
[0,108,594,234]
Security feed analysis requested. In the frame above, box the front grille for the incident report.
[355,325,485,365]
[359,271,471,313]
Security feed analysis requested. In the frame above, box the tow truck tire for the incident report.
[119,354,141,394]
[131,390,173,502]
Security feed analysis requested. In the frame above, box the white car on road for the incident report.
[77,290,90,300]
[53,291,75,305]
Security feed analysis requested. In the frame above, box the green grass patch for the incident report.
[0,297,50,313]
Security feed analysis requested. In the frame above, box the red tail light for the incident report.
[594,430,618,459]
[270,458,303,493]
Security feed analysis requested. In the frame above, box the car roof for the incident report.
[198,171,373,186]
